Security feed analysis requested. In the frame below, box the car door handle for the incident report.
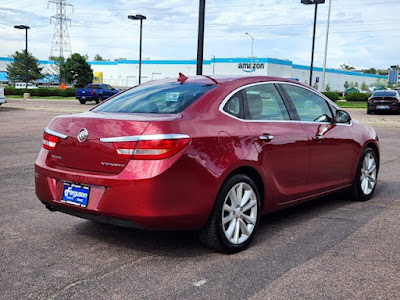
[313,135,324,141]
[259,135,274,141]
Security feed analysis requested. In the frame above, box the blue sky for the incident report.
[2,0,400,69]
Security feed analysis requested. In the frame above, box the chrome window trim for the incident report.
[218,80,351,126]
[100,134,190,143]
[44,127,68,139]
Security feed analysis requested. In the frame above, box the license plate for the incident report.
[377,105,389,109]
[62,182,90,207]
[82,96,86,99]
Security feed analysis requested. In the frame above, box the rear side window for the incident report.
[87,84,101,89]
[243,84,290,121]
[93,82,216,114]
[282,84,333,123]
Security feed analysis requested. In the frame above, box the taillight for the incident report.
[103,135,190,160]
[91,90,94,96]
[43,132,60,150]
[75,89,77,96]
[42,127,67,150]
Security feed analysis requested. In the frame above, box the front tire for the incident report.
[351,147,378,201]
[200,174,261,254]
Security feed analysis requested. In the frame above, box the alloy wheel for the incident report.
[222,182,258,245]
[360,152,377,195]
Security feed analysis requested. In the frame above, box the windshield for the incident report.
[93,82,216,114]
[373,91,397,97]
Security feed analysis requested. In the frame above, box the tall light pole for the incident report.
[14,25,30,94]
[128,14,146,85]
[301,0,325,86]
[321,0,332,91]
[245,32,254,75]
[196,0,206,75]
[211,55,216,75]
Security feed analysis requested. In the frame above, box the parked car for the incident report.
[35,75,380,253]
[367,90,400,114]
[75,83,119,104]
[0,87,6,105]
[15,82,38,89]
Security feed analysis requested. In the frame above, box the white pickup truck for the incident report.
[0,87,6,106]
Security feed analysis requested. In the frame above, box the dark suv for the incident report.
[367,90,400,114]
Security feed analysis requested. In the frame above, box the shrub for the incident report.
[3,86,75,97]
[322,91,339,102]
[345,92,369,102]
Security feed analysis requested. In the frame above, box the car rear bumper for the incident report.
[76,96,96,100]
[34,149,216,230]
[368,104,400,112]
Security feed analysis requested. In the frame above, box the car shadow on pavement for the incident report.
[71,187,381,257]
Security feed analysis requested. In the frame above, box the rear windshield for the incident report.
[87,84,101,89]
[373,91,397,97]
[93,82,216,114]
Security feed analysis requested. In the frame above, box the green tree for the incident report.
[344,81,350,89]
[49,56,66,83]
[325,83,331,92]
[354,82,359,88]
[93,54,103,61]
[350,81,355,88]
[361,68,377,74]
[63,53,93,87]
[361,81,368,91]
[340,63,355,71]
[6,50,43,82]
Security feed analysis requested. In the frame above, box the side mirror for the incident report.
[335,110,351,124]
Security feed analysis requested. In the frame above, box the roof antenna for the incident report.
[177,72,188,84]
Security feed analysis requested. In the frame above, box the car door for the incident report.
[279,83,354,194]
[102,84,110,98]
[241,83,310,204]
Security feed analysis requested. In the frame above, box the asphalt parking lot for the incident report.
[1,99,400,299]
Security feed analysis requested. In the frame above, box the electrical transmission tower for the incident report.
[48,0,74,59]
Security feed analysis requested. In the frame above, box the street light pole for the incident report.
[321,0,332,92]
[196,0,206,75]
[14,25,30,94]
[301,0,325,86]
[128,14,147,85]
[211,55,216,75]
[245,32,254,75]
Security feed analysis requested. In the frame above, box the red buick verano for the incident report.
[35,75,380,253]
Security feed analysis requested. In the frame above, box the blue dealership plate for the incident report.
[62,182,90,207]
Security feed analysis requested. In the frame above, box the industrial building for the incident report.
[0,56,387,91]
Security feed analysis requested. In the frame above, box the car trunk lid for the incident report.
[47,111,179,174]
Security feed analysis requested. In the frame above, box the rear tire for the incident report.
[367,110,372,115]
[96,95,103,104]
[79,99,86,105]
[199,174,261,254]
[351,147,378,201]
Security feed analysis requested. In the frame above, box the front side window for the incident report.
[93,82,216,114]
[281,84,333,123]
[243,84,290,121]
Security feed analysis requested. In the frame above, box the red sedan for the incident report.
[35,75,380,253]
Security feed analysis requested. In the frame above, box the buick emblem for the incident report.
[77,128,88,143]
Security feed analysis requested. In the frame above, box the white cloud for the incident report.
[1,0,400,69]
